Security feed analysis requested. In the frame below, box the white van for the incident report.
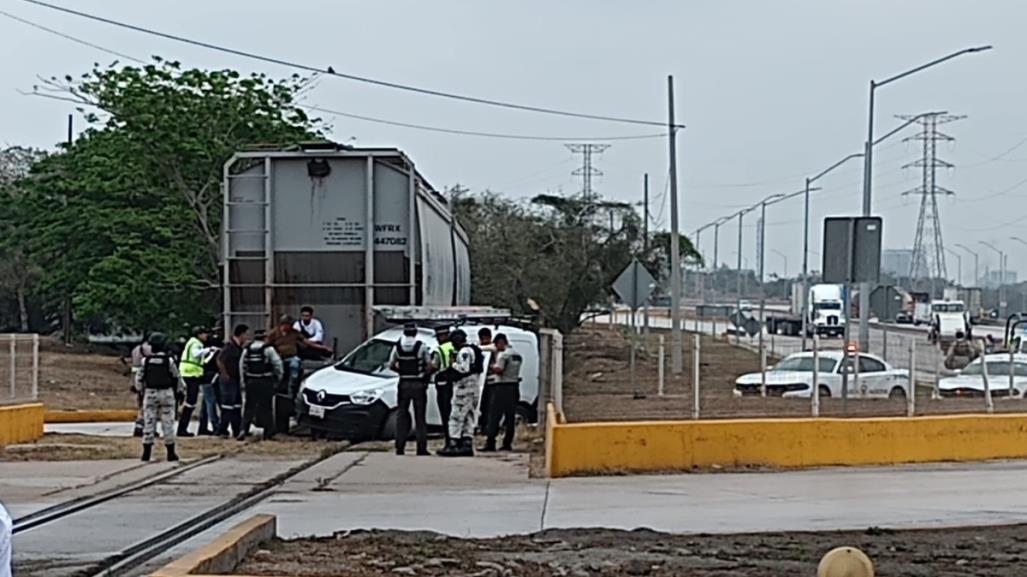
[295,324,539,440]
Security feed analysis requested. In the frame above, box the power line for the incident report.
[4,8,668,143]
[0,8,142,63]
[17,0,681,129]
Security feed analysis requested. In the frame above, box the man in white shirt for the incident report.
[294,306,324,342]
[1,499,12,577]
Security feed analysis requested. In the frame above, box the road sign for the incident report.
[612,259,656,311]
[822,217,883,284]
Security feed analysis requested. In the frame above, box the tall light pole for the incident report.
[735,207,755,344]
[711,216,729,298]
[771,249,788,279]
[980,241,1006,317]
[802,154,863,350]
[667,75,683,374]
[756,193,786,362]
[859,45,993,351]
[955,244,980,287]
[943,246,962,287]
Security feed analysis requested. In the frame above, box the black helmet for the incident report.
[148,332,167,348]
[450,329,468,346]
[192,326,209,337]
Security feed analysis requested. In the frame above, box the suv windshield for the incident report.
[773,356,837,372]
[336,339,397,375]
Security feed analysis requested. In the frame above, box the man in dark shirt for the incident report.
[267,315,329,394]
[216,323,249,439]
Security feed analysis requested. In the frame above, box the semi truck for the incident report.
[765,283,846,337]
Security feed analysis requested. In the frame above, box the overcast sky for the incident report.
[2,0,1024,283]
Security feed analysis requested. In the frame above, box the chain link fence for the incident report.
[0,333,40,405]
[561,313,1023,422]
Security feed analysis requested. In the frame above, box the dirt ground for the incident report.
[562,325,1027,422]
[0,432,343,462]
[29,337,136,411]
[234,525,1027,577]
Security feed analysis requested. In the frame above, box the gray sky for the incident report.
[2,0,1024,283]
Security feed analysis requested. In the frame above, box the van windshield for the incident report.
[336,339,397,376]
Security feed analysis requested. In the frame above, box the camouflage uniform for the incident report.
[448,345,481,441]
[143,388,178,445]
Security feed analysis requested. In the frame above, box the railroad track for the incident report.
[38,443,348,577]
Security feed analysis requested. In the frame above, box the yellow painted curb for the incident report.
[548,413,1027,477]
[151,514,276,577]
[45,409,138,423]
[0,403,45,446]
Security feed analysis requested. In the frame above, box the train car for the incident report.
[221,143,471,354]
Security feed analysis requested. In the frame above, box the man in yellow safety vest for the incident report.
[177,326,213,437]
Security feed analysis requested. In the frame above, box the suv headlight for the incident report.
[350,388,384,405]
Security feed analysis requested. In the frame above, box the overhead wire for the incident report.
[4,8,668,143]
[16,0,681,129]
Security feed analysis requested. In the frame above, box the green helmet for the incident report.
[148,332,167,348]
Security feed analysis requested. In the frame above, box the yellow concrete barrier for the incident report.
[0,403,45,446]
[45,409,138,423]
[547,410,1027,477]
[151,514,276,577]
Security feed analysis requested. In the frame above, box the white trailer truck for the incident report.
[766,283,846,337]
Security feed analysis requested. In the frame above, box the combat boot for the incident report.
[458,437,475,457]
[141,443,152,462]
[166,443,180,462]
[436,438,457,457]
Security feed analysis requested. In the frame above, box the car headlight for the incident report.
[350,388,384,405]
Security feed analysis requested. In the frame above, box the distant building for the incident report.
[983,270,1018,288]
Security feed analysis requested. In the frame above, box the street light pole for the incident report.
[955,244,980,288]
[858,45,993,351]
[980,241,1006,317]
[771,249,788,279]
[944,246,962,288]
[756,193,786,367]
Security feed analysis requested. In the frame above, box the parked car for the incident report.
[895,311,913,324]
[734,351,909,399]
[295,324,539,440]
[938,353,1027,399]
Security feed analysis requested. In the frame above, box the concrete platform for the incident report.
[44,422,137,437]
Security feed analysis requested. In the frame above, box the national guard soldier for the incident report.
[482,333,523,452]
[129,338,151,437]
[389,322,433,456]
[140,332,183,462]
[239,329,284,440]
[437,329,484,457]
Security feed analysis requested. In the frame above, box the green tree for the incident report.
[0,146,46,331]
[455,191,700,334]
[23,59,320,333]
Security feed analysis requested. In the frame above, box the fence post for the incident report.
[31,334,39,401]
[9,334,15,400]
[552,331,564,415]
[1009,347,1015,399]
[657,335,665,397]
[759,338,767,398]
[932,344,941,400]
[692,334,700,420]
[981,341,993,413]
[907,338,916,417]
[811,334,820,417]
[882,324,888,362]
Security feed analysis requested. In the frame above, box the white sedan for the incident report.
[938,353,1027,399]
[734,351,910,400]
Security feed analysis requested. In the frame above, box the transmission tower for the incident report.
[566,143,610,200]
[899,112,965,287]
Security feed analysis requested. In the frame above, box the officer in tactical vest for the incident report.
[437,329,484,457]
[140,332,183,462]
[389,322,434,456]
[239,329,284,440]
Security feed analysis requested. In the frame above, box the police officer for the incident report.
[140,332,183,462]
[389,322,433,456]
[437,329,483,457]
[239,329,284,440]
[432,325,457,442]
[177,326,212,437]
[482,333,523,452]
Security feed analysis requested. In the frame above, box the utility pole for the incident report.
[901,112,964,299]
[667,75,683,374]
[643,173,650,335]
[63,114,73,346]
